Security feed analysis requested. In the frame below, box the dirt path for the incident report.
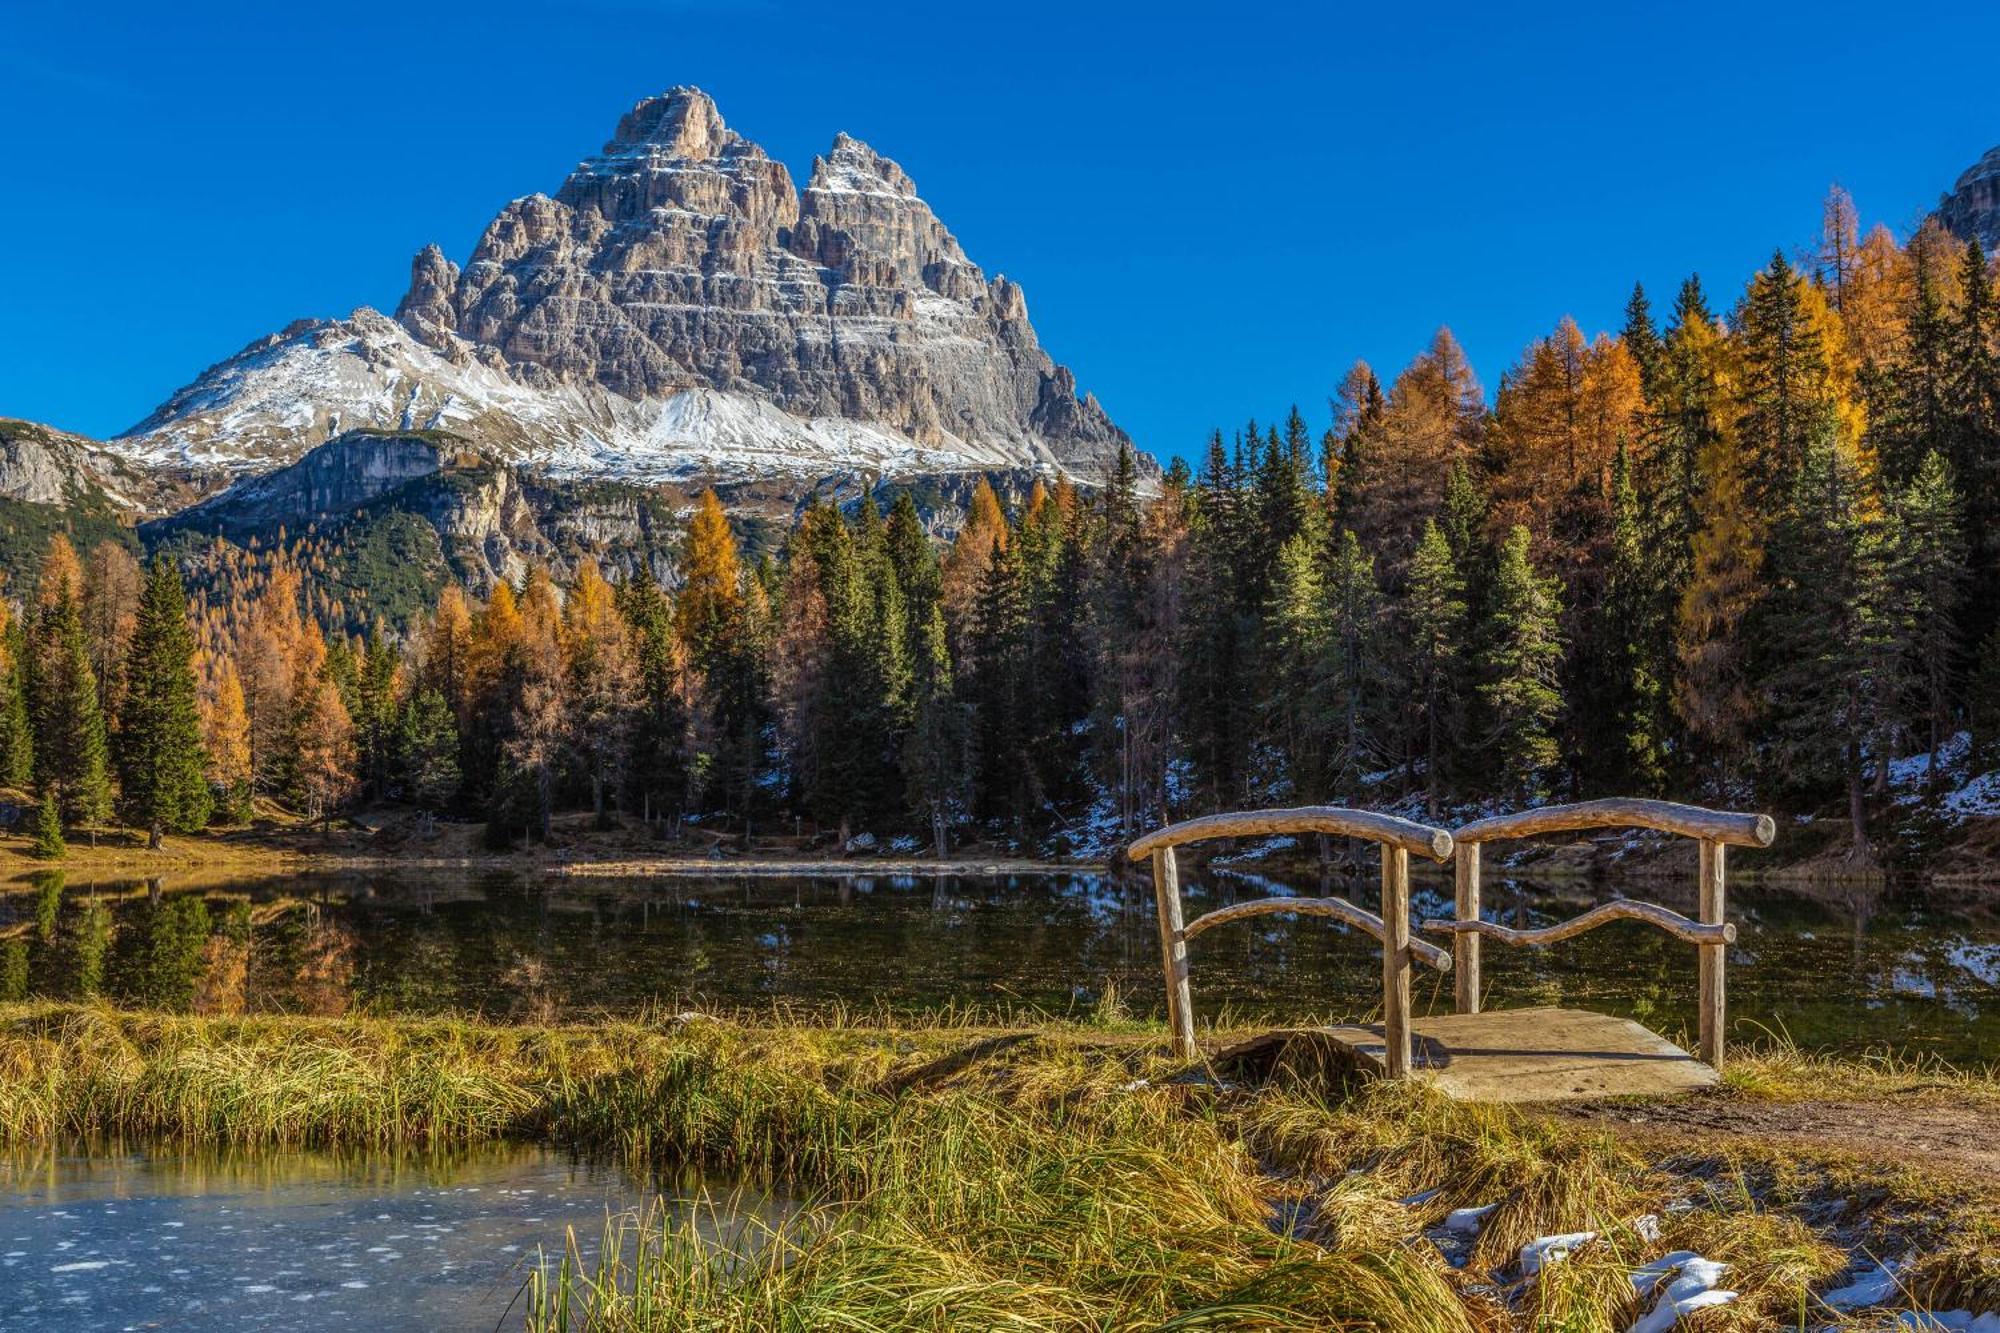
[1555,1091,2000,1183]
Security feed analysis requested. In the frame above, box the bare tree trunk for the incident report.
[1847,739,1871,863]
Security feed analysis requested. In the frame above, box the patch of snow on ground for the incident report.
[1628,1254,1734,1333]
[1822,1260,1902,1309]
[1885,733,2000,824]
[1892,1313,2000,1332]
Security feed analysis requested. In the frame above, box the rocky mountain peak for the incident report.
[112,87,1139,487]
[1936,144,2000,252]
[810,133,920,200]
[604,85,733,158]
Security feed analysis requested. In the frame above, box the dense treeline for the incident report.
[4,190,1996,861]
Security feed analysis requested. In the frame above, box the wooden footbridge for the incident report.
[1127,799,1776,1102]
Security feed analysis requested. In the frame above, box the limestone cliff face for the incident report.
[1937,145,2000,252]
[116,87,1138,487]
[0,417,185,513]
[145,431,680,592]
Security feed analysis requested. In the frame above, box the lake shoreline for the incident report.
[3,809,1996,890]
[1,1005,1994,1329]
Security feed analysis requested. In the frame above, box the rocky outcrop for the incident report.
[0,417,186,514]
[145,430,682,593]
[1936,145,2000,252]
[113,87,1140,488]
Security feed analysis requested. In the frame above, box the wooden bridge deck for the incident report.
[1212,1006,1719,1103]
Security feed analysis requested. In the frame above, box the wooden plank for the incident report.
[1381,845,1412,1079]
[1453,798,1775,849]
[1421,899,1736,947]
[1127,806,1453,863]
[1453,841,1480,1014]
[1184,895,1453,971]
[1152,847,1196,1059]
[1698,838,1726,1069]
[1215,1007,1720,1103]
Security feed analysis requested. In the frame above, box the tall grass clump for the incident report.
[3,1003,1993,1329]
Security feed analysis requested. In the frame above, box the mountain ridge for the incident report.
[110,87,1138,488]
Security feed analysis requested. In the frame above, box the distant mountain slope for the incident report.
[1935,145,2000,252]
[113,87,1136,486]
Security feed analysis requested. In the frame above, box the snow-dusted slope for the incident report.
[110,87,1136,486]
[116,309,1023,482]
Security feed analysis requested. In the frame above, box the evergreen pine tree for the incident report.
[118,556,213,847]
[30,795,63,860]
[1971,626,2000,774]
[1888,452,1966,788]
[1622,281,1664,397]
[968,534,1031,832]
[29,544,110,837]
[1755,408,1889,855]
[618,567,689,826]
[1261,514,1332,798]
[0,609,31,789]
[1401,520,1467,816]
[1324,527,1384,794]
[396,688,462,813]
[1479,525,1566,802]
[1179,435,1255,807]
[904,603,965,855]
[1600,445,1670,793]
[1736,250,1835,513]
[1950,238,2000,650]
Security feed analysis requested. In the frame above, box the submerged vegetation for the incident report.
[0,1003,1993,1329]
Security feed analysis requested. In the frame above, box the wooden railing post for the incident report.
[1453,840,1481,1014]
[1698,837,1726,1069]
[1381,844,1412,1078]
[1151,847,1197,1059]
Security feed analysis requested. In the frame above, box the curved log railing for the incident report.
[1434,797,1775,1069]
[1424,900,1735,948]
[1129,807,1454,863]
[1452,799,1775,850]
[1187,895,1456,968]
[1126,807,1454,1073]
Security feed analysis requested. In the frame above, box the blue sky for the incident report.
[2,0,1996,465]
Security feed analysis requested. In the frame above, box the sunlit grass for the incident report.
[1,1003,1994,1328]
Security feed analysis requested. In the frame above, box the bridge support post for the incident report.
[1453,841,1481,1014]
[1698,838,1726,1069]
[1381,844,1412,1078]
[1151,847,1197,1059]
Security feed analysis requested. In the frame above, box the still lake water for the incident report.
[2,865,1993,1062]
[0,1144,745,1331]
[1,865,1995,1328]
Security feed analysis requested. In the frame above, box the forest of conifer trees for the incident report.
[3,189,1996,865]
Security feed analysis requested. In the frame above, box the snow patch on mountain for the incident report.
[112,308,1028,483]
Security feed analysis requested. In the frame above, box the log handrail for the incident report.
[1190,895,1455,970]
[1132,808,1453,1073]
[1421,899,1735,948]
[1444,798,1772,1072]
[1126,806,1454,863]
[1451,798,1774,849]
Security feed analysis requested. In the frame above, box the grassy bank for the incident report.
[0,1004,1994,1328]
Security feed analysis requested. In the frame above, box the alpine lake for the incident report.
[2,862,1995,1328]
